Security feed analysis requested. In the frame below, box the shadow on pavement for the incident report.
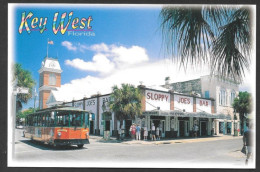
[20,140,88,151]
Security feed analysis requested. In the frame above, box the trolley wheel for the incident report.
[77,144,84,148]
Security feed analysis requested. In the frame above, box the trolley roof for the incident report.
[28,106,90,115]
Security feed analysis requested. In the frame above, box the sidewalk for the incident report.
[89,134,242,145]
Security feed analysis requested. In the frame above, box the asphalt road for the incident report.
[11,129,253,168]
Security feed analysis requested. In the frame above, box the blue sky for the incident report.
[14,5,165,109]
[11,4,254,110]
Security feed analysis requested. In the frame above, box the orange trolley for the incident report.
[24,106,91,148]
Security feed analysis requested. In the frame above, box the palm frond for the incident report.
[160,6,214,68]
[211,7,251,82]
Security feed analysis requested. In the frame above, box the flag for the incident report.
[48,40,54,45]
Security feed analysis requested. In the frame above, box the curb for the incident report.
[90,135,243,145]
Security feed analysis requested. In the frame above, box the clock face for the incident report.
[49,61,56,68]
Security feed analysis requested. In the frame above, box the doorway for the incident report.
[125,120,132,137]
[179,121,185,137]
[185,121,189,136]
[160,120,165,137]
[105,120,110,131]
[200,121,207,136]
[219,122,224,134]
[90,121,94,134]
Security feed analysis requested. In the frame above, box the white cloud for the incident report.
[89,43,109,52]
[112,45,149,65]
[65,54,115,73]
[59,57,211,102]
[64,43,149,74]
[61,41,77,51]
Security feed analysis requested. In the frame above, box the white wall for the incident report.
[201,75,239,118]
[196,98,212,113]
[145,90,170,111]
[174,94,193,112]
[85,98,98,130]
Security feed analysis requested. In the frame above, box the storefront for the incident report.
[214,114,233,135]
[99,95,114,136]
[142,110,218,138]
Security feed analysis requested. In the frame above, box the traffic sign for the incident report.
[16,87,29,94]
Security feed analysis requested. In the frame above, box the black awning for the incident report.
[142,110,231,119]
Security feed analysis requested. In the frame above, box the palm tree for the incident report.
[13,63,36,110]
[232,91,252,135]
[109,83,142,126]
[160,5,252,82]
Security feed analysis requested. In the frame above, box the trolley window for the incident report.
[56,112,70,127]
[70,113,83,127]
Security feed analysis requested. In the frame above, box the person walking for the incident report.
[143,126,148,140]
[136,124,141,140]
[243,124,253,165]
[130,123,136,140]
[118,125,121,140]
[121,124,124,140]
[151,123,156,141]
[193,124,199,138]
[156,126,160,140]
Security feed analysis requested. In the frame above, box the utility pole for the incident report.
[12,79,17,159]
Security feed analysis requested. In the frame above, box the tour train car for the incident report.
[24,106,91,148]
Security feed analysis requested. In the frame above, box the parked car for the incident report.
[16,125,24,129]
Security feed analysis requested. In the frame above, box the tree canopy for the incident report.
[109,84,142,122]
[16,107,38,124]
[160,5,251,82]
[13,63,36,110]
[232,91,252,133]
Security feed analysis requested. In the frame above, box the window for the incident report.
[56,114,70,127]
[49,73,56,86]
[230,91,236,106]
[40,74,43,87]
[205,91,210,98]
[70,113,82,127]
[219,89,227,106]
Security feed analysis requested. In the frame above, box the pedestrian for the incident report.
[130,123,136,140]
[156,126,160,140]
[121,125,124,140]
[136,124,141,140]
[118,125,121,140]
[243,123,253,165]
[151,123,156,141]
[143,126,148,140]
[193,124,198,138]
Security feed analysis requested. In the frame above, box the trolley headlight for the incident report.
[86,132,89,136]
[58,132,62,137]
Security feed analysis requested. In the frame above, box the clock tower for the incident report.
[38,57,62,109]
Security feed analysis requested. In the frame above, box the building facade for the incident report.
[42,57,239,138]
[47,84,230,138]
[166,75,240,135]
[38,57,62,109]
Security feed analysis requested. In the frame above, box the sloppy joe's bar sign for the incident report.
[85,98,97,114]
[196,98,212,113]
[174,95,193,112]
[145,90,170,111]
[74,100,83,110]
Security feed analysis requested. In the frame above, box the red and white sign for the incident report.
[196,98,212,113]
[145,90,170,111]
[174,95,193,112]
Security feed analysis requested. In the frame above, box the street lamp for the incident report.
[34,88,38,112]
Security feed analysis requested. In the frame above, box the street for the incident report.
[11,129,254,168]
